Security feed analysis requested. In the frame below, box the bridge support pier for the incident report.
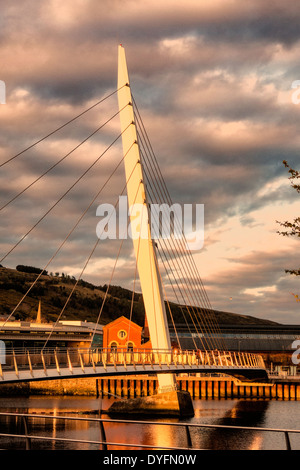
[107,389,194,418]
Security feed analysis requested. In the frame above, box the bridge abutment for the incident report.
[107,389,194,418]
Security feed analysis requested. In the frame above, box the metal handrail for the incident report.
[0,411,297,450]
[1,347,266,371]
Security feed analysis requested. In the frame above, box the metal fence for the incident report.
[0,347,266,378]
[0,411,298,450]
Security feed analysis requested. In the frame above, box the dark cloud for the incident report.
[1,1,300,323]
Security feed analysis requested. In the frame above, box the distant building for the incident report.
[102,316,151,350]
[0,320,103,349]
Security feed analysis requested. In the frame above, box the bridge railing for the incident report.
[0,347,265,378]
[0,411,297,450]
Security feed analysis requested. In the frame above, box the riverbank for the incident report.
[0,374,300,400]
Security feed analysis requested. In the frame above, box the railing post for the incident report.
[102,350,107,370]
[185,425,193,448]
[67,349,73,373]
[41,351,47,376]
[199,351,204,365]
[217,351,222,366]
[174,350,178,367]
[132,350,136,369]
[205,351,210,365]
[27,350,33,377]
[249,353,253,366]
[240,352,245,366]
[141,349,145,369]
[22,416,31,450]
[98,400,108,451]
[91,351,96,371]
[284,431,292,450]
[78,351,85,372]
[213,351,217,366]
[246,353,251,367]
[121,350,126,370]
[54,349,60,375]
[225,352,229,366]
[112,351,117,370]
[12,349,19,377]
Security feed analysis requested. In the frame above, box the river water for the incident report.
[0,396,299,450]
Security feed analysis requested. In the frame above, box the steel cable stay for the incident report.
[142,181,207,351]
[143,175,224,352]
[152,245,185,351]
[0,86,126,169]
[0,140,136,328]
[133,103,214,307]
[132,96,218,319]
[151,228,209,352]
[0,122,132,265]
[145,166,227,352]
[134,126,208,340]
[125,201,183,351]
[149,202,215,352]
[140,167,219,351]
[132,97,227,351]
[135,154,219,351]
[135,123,225,349]
[0,103,129,213]
[43,169,140,350]
[134,116,226,351]
[135,128,217,349]
[90,176,142,347]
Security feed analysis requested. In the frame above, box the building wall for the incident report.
[103,316,144,350]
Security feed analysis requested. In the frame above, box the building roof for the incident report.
[102,316,142,330]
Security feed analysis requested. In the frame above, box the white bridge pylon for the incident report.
[118,45,177,393]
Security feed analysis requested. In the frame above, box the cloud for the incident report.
[1,0,300,325]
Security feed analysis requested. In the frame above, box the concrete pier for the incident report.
[107,390,195,417]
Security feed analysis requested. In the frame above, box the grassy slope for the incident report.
[0,267,278,327]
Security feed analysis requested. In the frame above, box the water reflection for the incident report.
[192,400,269,450]
[0,396,299,450]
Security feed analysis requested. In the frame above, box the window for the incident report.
[118,330,127,339]
[110,342,118,350]
[127,342,134,351]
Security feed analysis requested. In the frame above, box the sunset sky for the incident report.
[0,0,300,324]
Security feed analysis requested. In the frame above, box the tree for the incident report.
[16,265,48,275]
[277,161,300,278]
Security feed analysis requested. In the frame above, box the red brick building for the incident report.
[102,316,151,350]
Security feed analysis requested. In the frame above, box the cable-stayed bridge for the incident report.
[0,347,267,385]
[0,46,268,389]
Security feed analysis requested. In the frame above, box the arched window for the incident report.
[110,341,118,351]
[127,342,134,352]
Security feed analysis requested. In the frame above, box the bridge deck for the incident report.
[0,348,269,384]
